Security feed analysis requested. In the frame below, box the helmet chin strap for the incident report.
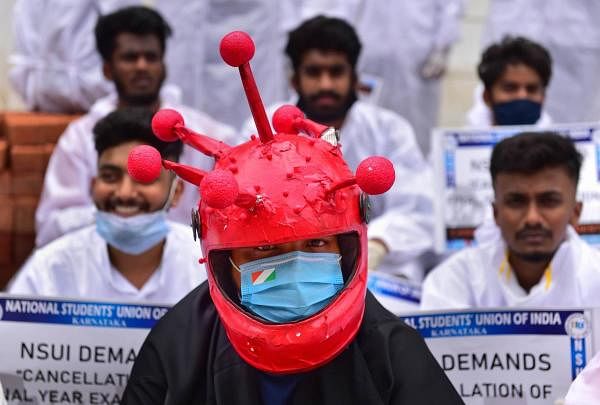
[229,256,242,273]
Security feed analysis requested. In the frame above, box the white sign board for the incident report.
[0,295,168,404]
[401,308,599,404]
[431,123,600,252]
[367,270,421,314]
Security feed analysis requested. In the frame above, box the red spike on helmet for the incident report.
[126,31,396,375]
[152,109,232,159]
[127,145,162,183]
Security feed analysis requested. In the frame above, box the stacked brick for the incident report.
[0,112,79,289]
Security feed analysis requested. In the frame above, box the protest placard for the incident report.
[0,295,167,404]
[401,308,599,404]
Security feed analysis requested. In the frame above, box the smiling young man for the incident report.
[34,6,236,247]
[8,108,204,303]
[421,131,600,309]
[467,36,553,127]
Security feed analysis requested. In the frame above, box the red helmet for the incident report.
[128,31,395,374]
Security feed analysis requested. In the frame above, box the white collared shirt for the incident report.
[8,222,205,304]
[421,226,600,309]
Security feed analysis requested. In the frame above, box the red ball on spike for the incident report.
[356,156,395,195]
[127,145,162,183]
[272,105,304,134]
[152,109,184,142]
[220,31,255,67]
[200,170,239,209]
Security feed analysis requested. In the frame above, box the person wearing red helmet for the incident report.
[121,32,462,404]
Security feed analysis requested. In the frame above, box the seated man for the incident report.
[35,6,236,247]
[422,131,600,309]
[8,108,204,303]
[244,16,434,281]
[120,31,461,404]
[466,36,553,127]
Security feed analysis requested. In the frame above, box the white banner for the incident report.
[401,308,599,404]
[431,123,600,252]
[0,295,168,404]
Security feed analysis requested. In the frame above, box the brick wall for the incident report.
[0,112,80,289]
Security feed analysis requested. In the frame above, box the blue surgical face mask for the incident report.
[231,251,344,323]
[492,99,542,126]
[95,178,177,255]
[96,210,170,255]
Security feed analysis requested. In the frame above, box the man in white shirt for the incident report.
[466,36,553,127]
[9,108,205,303]
[422,131,600,309]
[244,16,435,281]
[35,6,236,247]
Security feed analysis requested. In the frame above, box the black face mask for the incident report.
[297,91,357,126]
[492,99,542,126]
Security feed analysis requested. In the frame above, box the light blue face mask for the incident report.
[95,178,177,255]
[232,251,345,323]
[96,210,170,255]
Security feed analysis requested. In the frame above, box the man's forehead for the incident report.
[494,167,576,193]
[98,141,140,166]
[114,33,161,51]
[497,63,543,84]
[300,50,351,66]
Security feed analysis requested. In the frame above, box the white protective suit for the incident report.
[9,0,297,129]
[9,0,136,112]
[565,351,600,405]
[243,100,435,281]
[35,85,237,247]
[295,0,464,156]
[465,84,553,127]
[482,0,600,124]
[421,226,600,310]
[8,222,205,304]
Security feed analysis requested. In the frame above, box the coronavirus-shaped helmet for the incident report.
[127,31,395,374]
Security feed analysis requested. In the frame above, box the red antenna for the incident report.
[220,31,274,144]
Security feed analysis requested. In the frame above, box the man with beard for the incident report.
[243,16,434,282]
[34,6,236,247]
[421,131,600,309]
[9,108,205,302]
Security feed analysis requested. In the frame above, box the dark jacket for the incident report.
[121,281,464,404]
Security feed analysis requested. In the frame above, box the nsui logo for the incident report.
[565,313,589,339]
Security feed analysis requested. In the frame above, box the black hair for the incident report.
[478,36,552,89]
[95,6,172,61]
[93,107,183,161]
[490,131,582,185]
[285,15,362,70]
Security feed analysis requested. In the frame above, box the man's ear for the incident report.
[169,179,185,209]
[483,88,493,108]
[102,62,113,81]
[291,72,300,93]
[570,201,583,227]
[492,201,499,225]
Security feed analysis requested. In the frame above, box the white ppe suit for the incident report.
[243,100,435,281]
[565,351,600,405]
[9,0,297,130]
[421,226,600,310]
[35,86,236,247]
[8,222,205,304]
